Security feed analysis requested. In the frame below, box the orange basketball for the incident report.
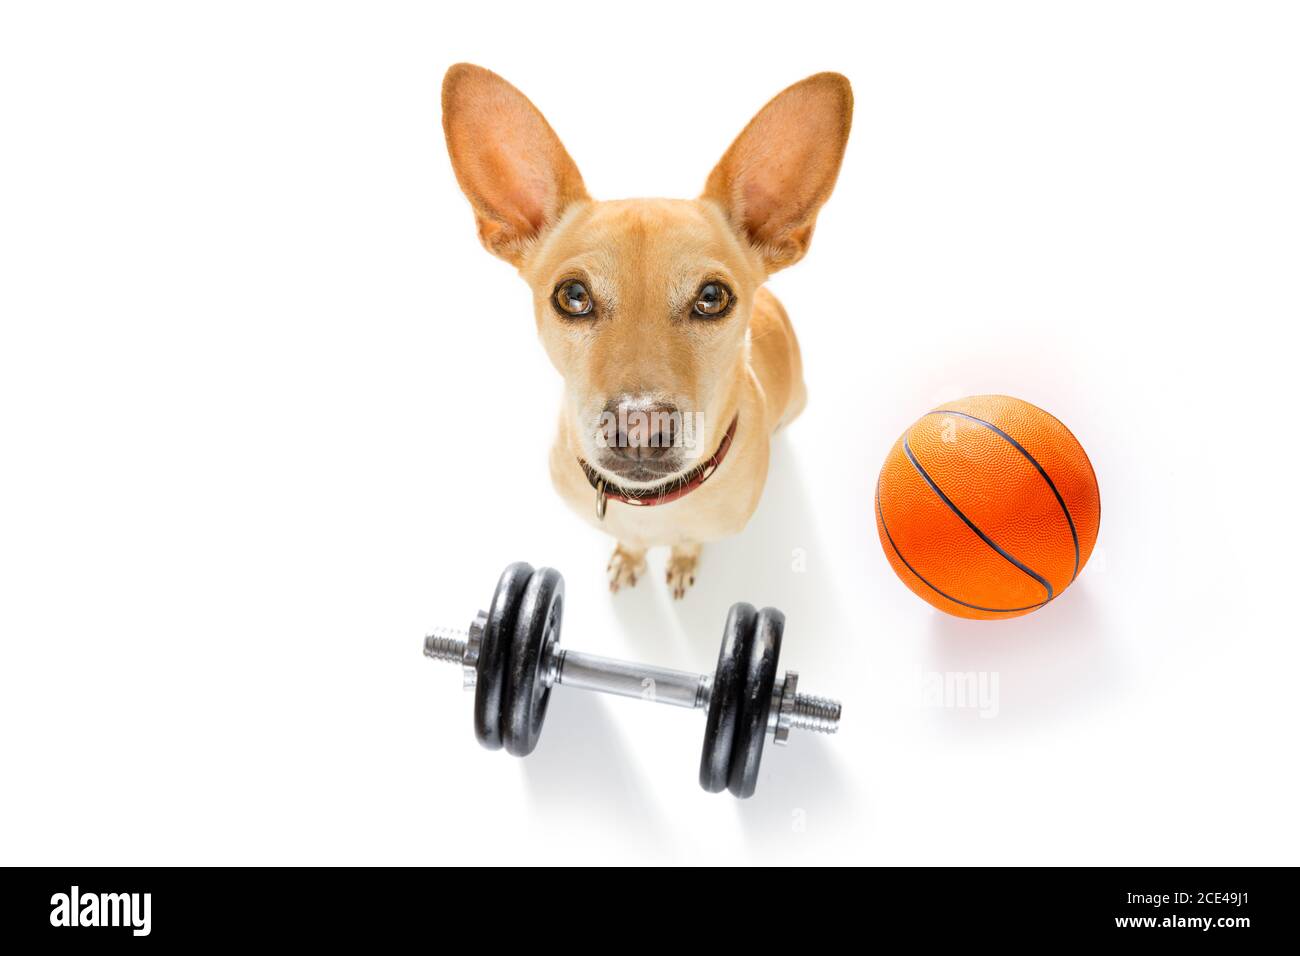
[875,395,1100,620]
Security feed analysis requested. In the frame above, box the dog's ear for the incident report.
[442,64,590,265]
[703,73,852,273]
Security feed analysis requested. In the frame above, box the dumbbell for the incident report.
[422,561,841,798]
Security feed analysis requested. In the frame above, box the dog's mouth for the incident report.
[588,458,683,486]
[579,415,739,519]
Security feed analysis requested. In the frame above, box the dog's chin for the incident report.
[589,456,690,489]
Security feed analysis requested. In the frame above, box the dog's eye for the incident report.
[692,282,733,318]
[553,280,594,317]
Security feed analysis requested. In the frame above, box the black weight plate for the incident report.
[698,602,757,793]
[503,566,564,757]
[727,606,784,798]
[473,561,533,751]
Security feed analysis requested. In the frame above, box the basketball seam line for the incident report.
[903,436,1055,602]
[927,408,1081,582]
[876,484,1048,614]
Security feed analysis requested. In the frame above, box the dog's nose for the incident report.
[601,400,679,462]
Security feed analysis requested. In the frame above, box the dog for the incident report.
[442,64,852,597]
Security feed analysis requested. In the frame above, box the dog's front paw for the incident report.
[607,545,647,593]
[666,545,700,599]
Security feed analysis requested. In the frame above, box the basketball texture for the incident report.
[875,395,1100,620]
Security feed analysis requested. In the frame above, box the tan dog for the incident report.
[442,64,852,597]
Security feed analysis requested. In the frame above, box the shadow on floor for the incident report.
[521,687,669,850]
[922,586,1125,734]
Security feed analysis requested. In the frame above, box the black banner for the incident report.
[2,867,1286,944]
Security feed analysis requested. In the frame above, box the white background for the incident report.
[2,1,1297,865]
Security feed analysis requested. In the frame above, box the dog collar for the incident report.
[581,415,739,520]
